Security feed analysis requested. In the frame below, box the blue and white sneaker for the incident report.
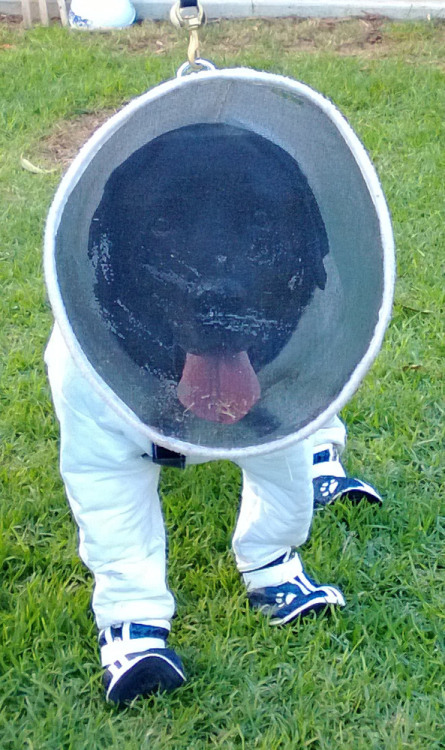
[313,443,382,509]
[243,550,345,626]
[99,622,186,704]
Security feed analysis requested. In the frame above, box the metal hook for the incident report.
[170,0,206,30]
[176,58,217,77]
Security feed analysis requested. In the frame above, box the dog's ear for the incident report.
[310,241,328,290]
[302,197,329,291]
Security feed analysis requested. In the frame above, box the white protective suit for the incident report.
[45,324,346,631]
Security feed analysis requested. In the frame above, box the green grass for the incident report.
[0,16,444,749]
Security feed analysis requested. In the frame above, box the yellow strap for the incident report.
[170,1,206,67]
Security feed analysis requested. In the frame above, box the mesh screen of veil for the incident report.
[46,71,394,455]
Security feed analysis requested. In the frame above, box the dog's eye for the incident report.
[151,217,171,237]
[246,241,275,266]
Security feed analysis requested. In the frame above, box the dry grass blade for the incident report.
[20,155,56,174]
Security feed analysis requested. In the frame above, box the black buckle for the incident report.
[151,444,186,469]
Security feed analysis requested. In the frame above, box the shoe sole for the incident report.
[107,653,186,705]
[270,596,345,626]
[314,478,382,508]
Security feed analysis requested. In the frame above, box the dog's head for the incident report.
[89,124,329,423]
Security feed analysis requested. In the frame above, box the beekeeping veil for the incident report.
[44,68,395,458]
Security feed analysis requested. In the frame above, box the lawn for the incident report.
[0,14,444,750]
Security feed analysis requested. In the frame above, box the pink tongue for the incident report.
[177,351,261,424]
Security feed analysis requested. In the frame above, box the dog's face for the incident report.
[89,124,329,423]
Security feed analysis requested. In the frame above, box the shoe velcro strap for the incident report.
[243,553,303,592]
[312,444,336,464]
[100,637,166,667]
[312,443,345,480]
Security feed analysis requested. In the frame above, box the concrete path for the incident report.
[136,0,445,20]
[1,0,444,22]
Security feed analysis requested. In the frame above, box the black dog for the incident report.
[88,123,329,426]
